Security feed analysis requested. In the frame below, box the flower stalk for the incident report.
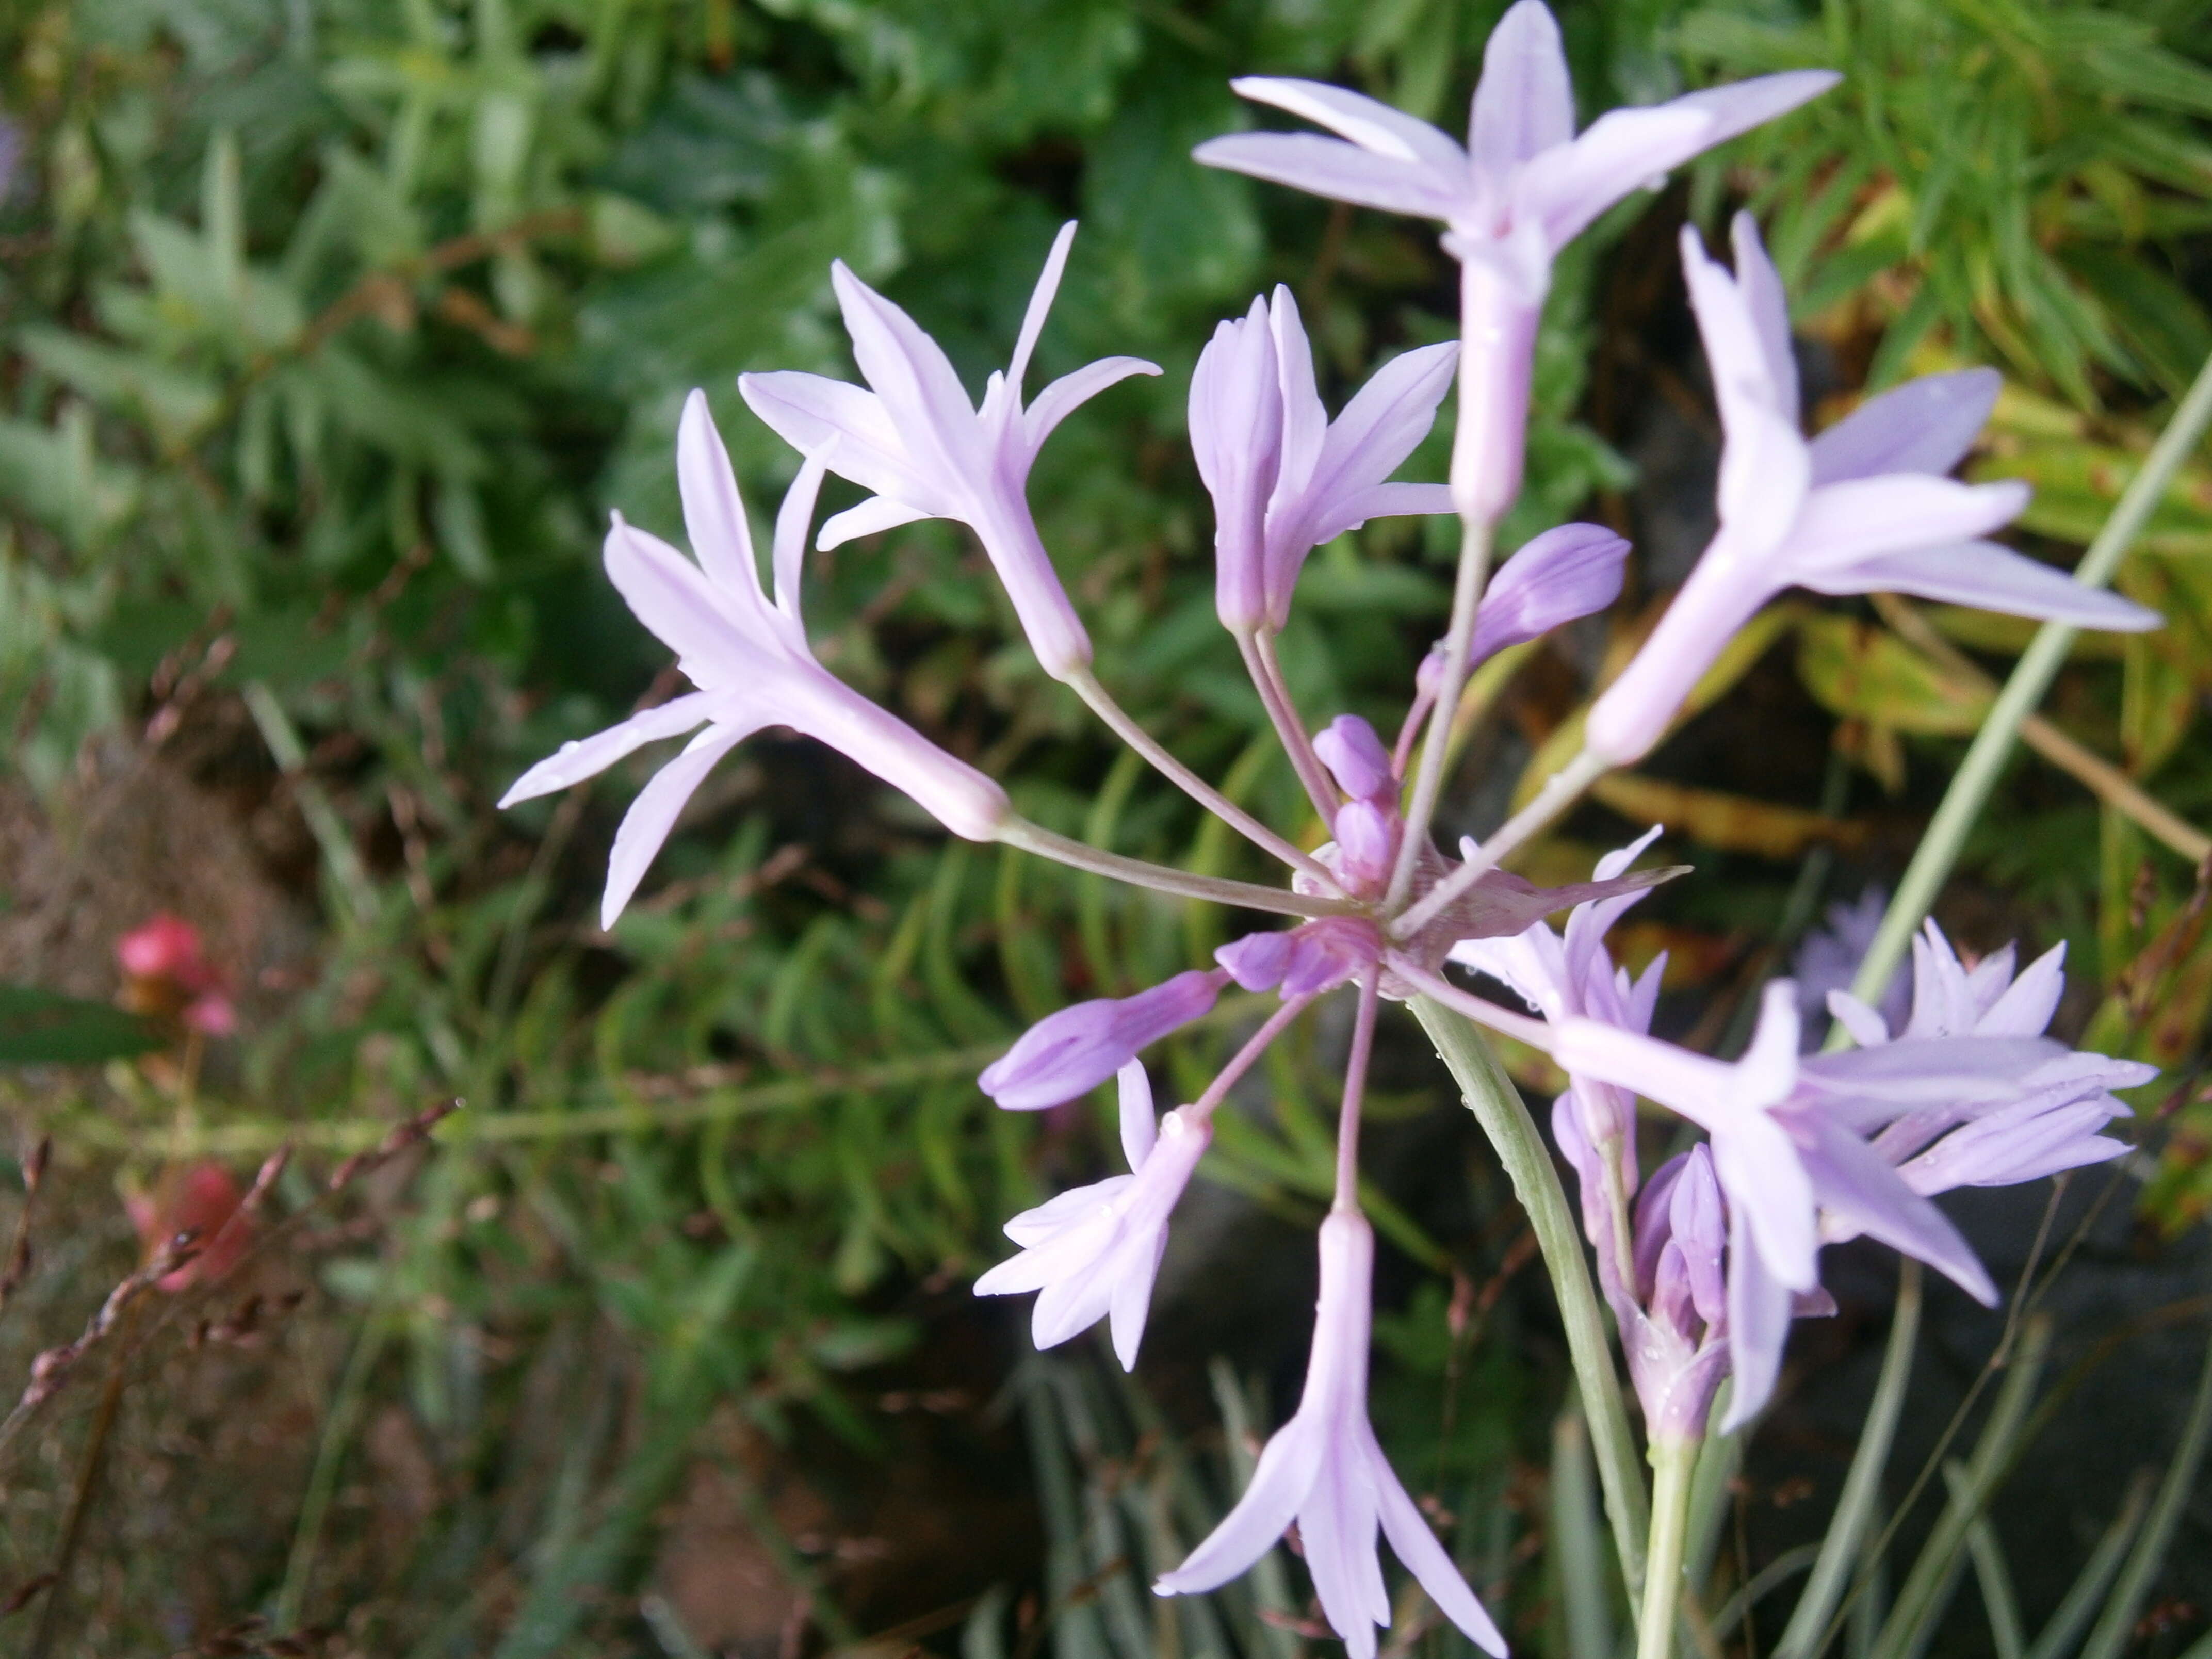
[1638,1437,1701,1659]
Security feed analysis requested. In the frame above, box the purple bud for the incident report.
[1314,715,1394,803]
[1216,930,1293,992]
[1468,522,1630,665]
[980,968,1228,1110]
[1281,916,1382,995]
[1331,800,1399,892]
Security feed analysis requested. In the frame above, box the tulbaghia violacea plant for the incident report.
[498,4,2168,1652]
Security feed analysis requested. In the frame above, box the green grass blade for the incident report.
[1774,1261,1924,1659]
[2076,1327,2212,1659]
[1552,1407,1616,1659]
[1946,1461,2025,1659]
[2021,1471,2153,1659]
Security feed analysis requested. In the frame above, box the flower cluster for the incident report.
[502,3,2160,1650]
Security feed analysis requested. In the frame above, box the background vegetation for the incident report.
[0,0,2209,1653]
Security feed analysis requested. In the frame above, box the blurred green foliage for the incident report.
[1,0,2210,1650]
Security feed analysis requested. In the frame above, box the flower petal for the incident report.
[1227,76,1467,170]
[1156,1417,1324,1594]
[1192,133,1462,220]
[1802,1116,1997,1304]
[1514,104,1712,249]
[817,494,934,552]
[603,516,758,679]
[1670,70,1840,147]
[1730,213,1798,425]
[1009,220,1079,394]
[1807,368,2002,485]
[1712,1108,1817,1291]
[1468,521,1630,663]
[771,449,831,624]
[677,389,765,600]
[1801,540,2162,631]
[829,261,985,484]
[739,370,940,511]
[1785,477,2029,573]
[1268,286,1329,524]
[1722,1206,1795,1428]
[1371,1434,1508,1654]
[601,721,754,928]
[1117,1059,1157,1170]
[1978,942,2065,1037]
[1021,356,1161,461]
[1468,0,1575,171]
[499,692,717,807]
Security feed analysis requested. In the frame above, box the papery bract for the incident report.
[975,1062,1209,1369]
[1156,1213,1507,1658]
[1193,287,1454,631]
[980,968,1229,1111]
[740,224,1159,678]
[1586,215,2158,765]
[500,394,1009,926]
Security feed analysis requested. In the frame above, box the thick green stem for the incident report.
[1639,1439,1699,1659]
[1834,347,2212,1040]
[1412,995,1650,1597]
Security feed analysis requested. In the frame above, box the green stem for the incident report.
[1640,1439,1699,1659]
[1775,1261,1924,1659]
[995,816,1348,918]
[1834,347,2212,1039]
[1064,666,1338,885]
[1412,995,1650,1597]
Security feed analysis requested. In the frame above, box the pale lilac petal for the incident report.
[1193,299,1282,630]
[1301,342,1458,522]
[1722,1207,1795,1428]
[1732,981,1803,1108]
[601,722,752,928]
[1826,990,1894,1049]
[1719,405,1813,549]
[1117,1059,1157,1170]
[816,494,932,552]
[998,1178,1134,1250]
[1901,1102,2126,1193]
[1563,825,1666,989]
[1308,481,1456,540]
[1807,368,2002,485]
[1107,1227,1168,1369]
[1269,286,1328,514]
[1514,104,1713,249]
[1669,1145,1728,1324]
[1191,133,1462,220]
[1670,71,1839,147]
[676,390,765,598]
[829,261,984,483]
[498,692,716,806]
[1468,521,1630,663]
[603,517,756,679]
[1978,942,2065,1037]
[737,371,937,511]
[1227,77,1467,170]
[1008,221,1078,393]
[1301,1453,1387,1654]
[1157,1419,1324,1593]
[1785,477,2029,573]
[1555,1018,1736,1133]
[1021,356,1160,459]
[1217,929,1293,992]
[1372,1443,1508,1654]
[1802,1116,1997,1304]
[1803,540,2162,631]
[770,450,831,622]
[1031,1258,1119,1349]
[1468,0,1574,171]
[1730,213,1798,425]
[1680,224,1789,443]
[1712,1109,1817,1291]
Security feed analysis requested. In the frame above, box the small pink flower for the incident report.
[116,913,236,1036]
[125,1163,251,1292]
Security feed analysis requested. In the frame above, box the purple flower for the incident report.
[1828,919,2060,1046]
[1156,1213,1507,1659]
[1194,3,1832,518]
[980,968,1228,1111]
[500,394,1008,927]
[1586,215,2159,765]
[975,1062,1210,1369]
[1556,967,2153,1423]
[740,223,1159,679]
[1192,286,1455,632]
